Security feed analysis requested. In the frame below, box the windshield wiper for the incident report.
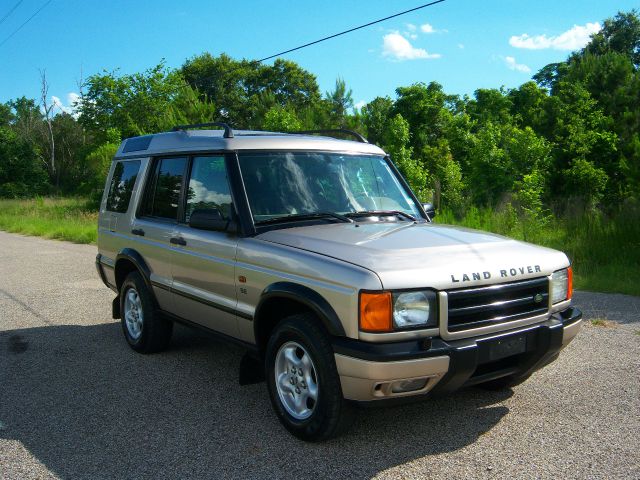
[256,211,354,226]
[345,210,417,221]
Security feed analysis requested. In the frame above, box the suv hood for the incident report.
[258,222,569,290]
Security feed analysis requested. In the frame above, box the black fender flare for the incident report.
[255,282,346,338]
[114,248,153,293]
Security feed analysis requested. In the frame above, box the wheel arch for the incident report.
[113,249,159,319]
[114,248,153,292]
[253,282,346,356]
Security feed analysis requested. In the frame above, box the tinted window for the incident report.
[106,160,141,213]
[143,157,187,219]
[185,156,232,222]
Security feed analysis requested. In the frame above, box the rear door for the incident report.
[170,155,240,337]
[132,156,189,311]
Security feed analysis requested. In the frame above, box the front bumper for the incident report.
[333,307,582,402]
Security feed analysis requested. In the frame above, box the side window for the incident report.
[106,160,141,213]
[185,156,233,222]
[142,157,187,220]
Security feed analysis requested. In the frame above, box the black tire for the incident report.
[120,271,173,353]
[478,373,531,390]
[265,313,355,441]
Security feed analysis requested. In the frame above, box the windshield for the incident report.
[237,152,422,224]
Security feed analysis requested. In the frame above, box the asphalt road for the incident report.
[0,230,638,480]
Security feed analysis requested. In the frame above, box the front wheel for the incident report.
[265,313,354,441]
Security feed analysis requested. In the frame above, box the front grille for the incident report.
[446,277,549,332]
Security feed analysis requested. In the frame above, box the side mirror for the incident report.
[422,203,436,220]
[189,208,237,233]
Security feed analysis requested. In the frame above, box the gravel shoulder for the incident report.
[0,231,638,480]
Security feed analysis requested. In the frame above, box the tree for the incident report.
[325,78,353,127]
[361,96,393,145]
[585,10,640,67]
[78,62,184,141]
[263,106,302,132]
[0,127,49,197]
[39,70,57,182]
[181,53,321,128]
[467,88,513,126]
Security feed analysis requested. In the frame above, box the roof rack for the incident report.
[291,129,368,143]
[171,122,234,138]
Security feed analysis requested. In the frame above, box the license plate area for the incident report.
[478,332,532,363]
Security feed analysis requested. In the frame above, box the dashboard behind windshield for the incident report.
[237,152,422,224]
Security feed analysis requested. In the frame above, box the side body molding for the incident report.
[255,282,347,337]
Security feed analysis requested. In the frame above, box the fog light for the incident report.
[390,377,428,393]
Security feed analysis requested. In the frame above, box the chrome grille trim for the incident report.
[439,277,551,341]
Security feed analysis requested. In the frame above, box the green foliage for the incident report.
[181,53,320,127]
[263,106,302,132]
[161,84,217,130]
[2,10,640,296]
[562,159,608,207]
[384,114,429,201]
[78,61,184,141]
[0,197,97,243]
[325,78,354,127]
[439,202,640,296]
[0,127,49,197]
[85,142,119,186]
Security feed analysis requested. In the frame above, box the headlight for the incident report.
[392,291,437,329]
[551,267,573,304]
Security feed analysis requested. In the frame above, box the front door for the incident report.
[170,155,239,337]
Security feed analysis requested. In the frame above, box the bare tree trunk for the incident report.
[40,69,56,184]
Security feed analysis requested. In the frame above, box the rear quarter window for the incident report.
[106,160,141,213]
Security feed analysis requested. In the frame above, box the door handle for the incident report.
[170,236,187,246]
[131,228,145,236]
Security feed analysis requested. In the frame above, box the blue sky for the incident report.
[0,0,637,112]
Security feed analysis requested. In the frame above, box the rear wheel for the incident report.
[265,313,354,441]
[120,271,173,353]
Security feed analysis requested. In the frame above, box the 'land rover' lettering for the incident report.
[452,265,542,283]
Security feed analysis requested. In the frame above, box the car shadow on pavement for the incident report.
[0,322,512,479]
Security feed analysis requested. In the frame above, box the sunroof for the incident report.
[122,136,152,153]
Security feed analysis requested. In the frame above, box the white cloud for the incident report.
[354,100,366,110]
[509,22,601,51]
[67,92,80,107]
[504,56,531,73]
[406,23,417,32]
[51,96,70,114]
[382,32,441,61]
[50,92,81,117]
[420,23,435,34]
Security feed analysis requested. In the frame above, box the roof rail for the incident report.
[291,129,368,143]
[171,122,234,138]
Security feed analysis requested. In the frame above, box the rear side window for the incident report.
[142,157,187,220]
[106,160,141,213]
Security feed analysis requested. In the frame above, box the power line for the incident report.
[0,0,24,26]
[256,0,447,63]
[183,0,447,93]
[0,0,53,48]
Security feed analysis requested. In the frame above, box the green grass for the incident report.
[438,205,640,297]
[0,197,97,244]
[0,196,638,297]
[590,318,616,328]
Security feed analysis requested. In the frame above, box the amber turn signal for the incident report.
[567,266,573,300]
[359,292,392,332]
